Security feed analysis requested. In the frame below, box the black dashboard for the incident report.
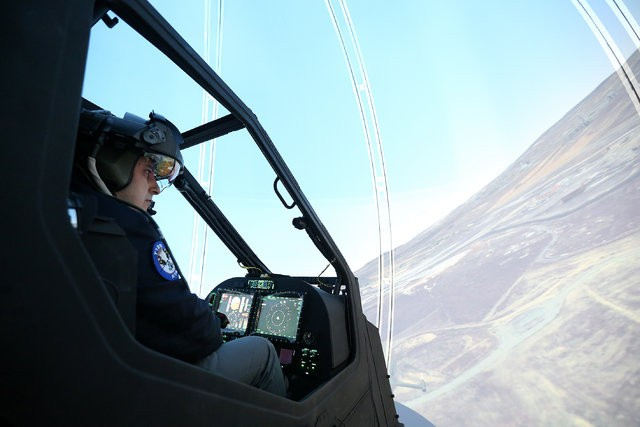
[207,276,350,399]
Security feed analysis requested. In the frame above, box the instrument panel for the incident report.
[212,289,304,343]
[207,276,349,399]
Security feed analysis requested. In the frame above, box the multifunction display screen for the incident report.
[255,295,303,341]
[216,291,254,334]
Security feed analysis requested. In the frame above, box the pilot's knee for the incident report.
[245,335,278,358]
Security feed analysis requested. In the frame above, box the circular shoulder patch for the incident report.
[152,240,180,281]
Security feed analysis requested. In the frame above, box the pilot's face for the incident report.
[114,156,160,210]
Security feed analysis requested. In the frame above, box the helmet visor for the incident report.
[144,153,181,191]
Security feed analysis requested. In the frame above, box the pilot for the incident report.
[71,108,285,396]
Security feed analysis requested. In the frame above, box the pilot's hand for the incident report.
[216,312,229,329]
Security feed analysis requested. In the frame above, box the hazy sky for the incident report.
[83,0,639,294]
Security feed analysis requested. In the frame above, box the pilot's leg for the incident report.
[195,335,286,396]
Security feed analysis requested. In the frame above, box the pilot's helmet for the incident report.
[77,109,184,193]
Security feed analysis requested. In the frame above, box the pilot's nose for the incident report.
[149,175,161,195]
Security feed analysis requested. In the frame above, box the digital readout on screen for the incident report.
[247,279,275,290]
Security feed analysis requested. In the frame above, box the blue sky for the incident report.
[83,0,639,295]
